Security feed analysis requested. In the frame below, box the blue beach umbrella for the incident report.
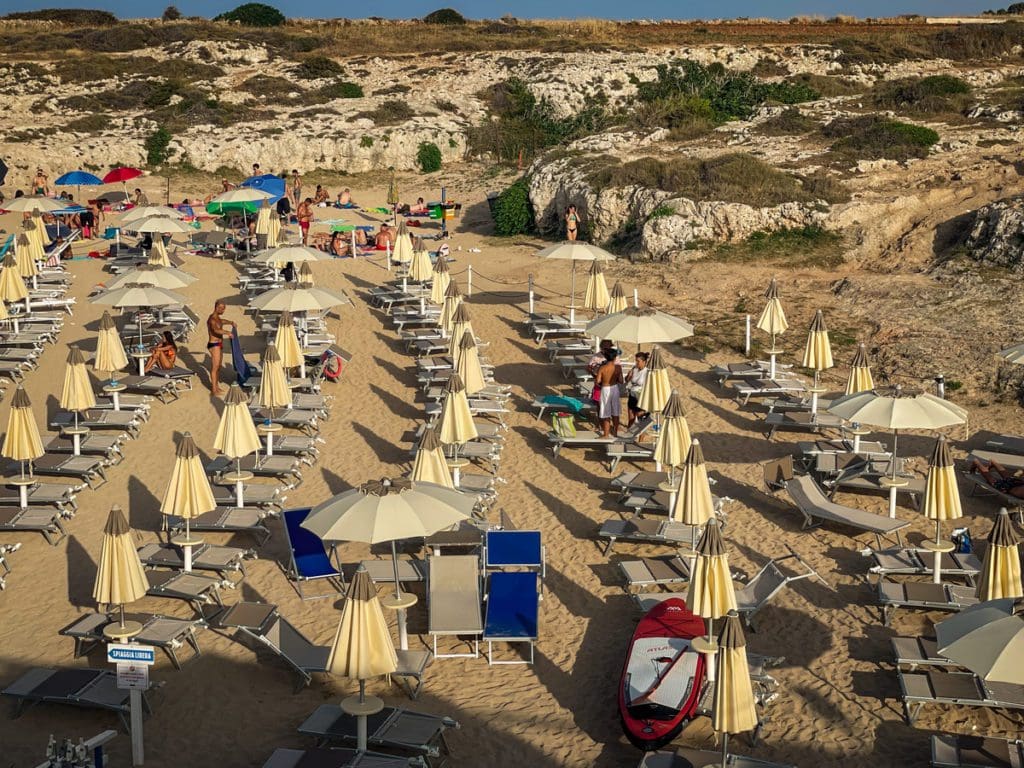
[55,171,103,187]
[240,174,285,204]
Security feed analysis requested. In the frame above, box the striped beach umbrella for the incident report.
[846,343,875,395]
[977,509,1023,601]
[410,427,454,489]
[93,506,149,637]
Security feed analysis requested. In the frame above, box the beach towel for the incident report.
[229,329,258,386]
[540,394,587,414]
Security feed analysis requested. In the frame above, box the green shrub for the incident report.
[710,226,844,268]
[64,114,107,133]
[4,8,117,23]
[359,135,374,148]
[318,80,363,99]
[491,178,533,236]
[214,3,285,27]
[417,142,442,173]
[53,54,223,85]
[758,107,818,136]
[355,99,414,125]
[872,75,973,115]
[144,127,173,165]
[423,7,466,24]
[785,73,863,98]
[296,55,344,79]
[825,115,940,161]
[240,74,296,97]
[649,204,676,218]
[162,5,182,20]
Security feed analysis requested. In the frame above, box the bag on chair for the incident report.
[552,412,576,437]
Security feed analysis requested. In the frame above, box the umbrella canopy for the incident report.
[102,167,142,185]
[756,277,788,341]
[0,295,9,322]
[712,612,759,736]
[827,387,968,431]
[801,310,834,374]
[430,255,451,305]
[409,244,433,283]
[206,187,272,215]
[456,331,488,396]
[672,439,714,526]
[298,261,314,286]
[637,347,672,414]
[95,311,128,376]
[240,174,286,204]
[393,222,414,265]
[55,170,104,187]
[448,304,474,360]
[327,565,398,679]
[160,432,216,521]
[586,307,694,347]
[583,260,610,312]
[105,264,196,291]
[213,384,261,460]
[438,374,478,446]
[936,599,1024,684]
[654,391,691,472]
[120,205,185,224]
[259,345,292,411]
[275,311,304,369]
[60,346,97,413]
[845,344,875,395]
[2,386,44,464]
[15,231,38,281]
[608,281,628,314]
[26,214,47,264]
[0,253,29,303]
[251,245,329,265]
[923,436,963,525]
[128,215,193,235]
[249,283,350,313]
[536,241,615,262]
[92,283,186,309]
[686,519,737,620]
[440,281,463,334]
[267,208,282,247]
[2,195,65,213]
[977,509,1023,601]
[92,506,148,608]
[410,427,454,488]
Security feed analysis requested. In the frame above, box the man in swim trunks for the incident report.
[207,300,233,396]
[595,347,623,438]
[297,198,313,245]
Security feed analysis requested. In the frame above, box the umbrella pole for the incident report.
[119,603,127,632]
[721,732,729,768]
[705,617,717,682]
[569,261,576,325]
[391,540,402,600]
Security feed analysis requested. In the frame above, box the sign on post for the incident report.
[116,664,149,691]
[107,644,155,665]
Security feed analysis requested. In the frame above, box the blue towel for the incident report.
[0,234,12,259]
[229,329,257,385]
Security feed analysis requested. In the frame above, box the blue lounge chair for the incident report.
[484,530,545,581]
[281,508,343,600]
[483,571,539,665]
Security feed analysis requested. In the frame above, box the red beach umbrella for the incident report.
[103,167,143,198]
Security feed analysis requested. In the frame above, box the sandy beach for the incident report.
[0,169,1021,768]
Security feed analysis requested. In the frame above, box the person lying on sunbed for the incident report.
[968,457,1024,498]
[410,197,428,215]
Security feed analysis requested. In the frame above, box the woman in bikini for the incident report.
[565,204,580,241]
[145,331,178,372]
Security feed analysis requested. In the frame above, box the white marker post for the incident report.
[109,643,155,766]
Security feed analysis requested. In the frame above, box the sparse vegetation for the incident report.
[52,54,223,85]
[871,75,973,116]
[785,73,863,97]
[317,80,363,99]
[355,99,414,125]
[417,142,443,173]
[295,55,344,79]
[240,75,296,98]
[423,8,466,24]
[144,126,173,165]
[824,115,940,162]
[758,107,818,136]
[708,225,844,268]
[162,5,181,21]
[3,8,117,24]
[491,177,533,236]
[360,135,374,148]
[649,204,676,218]
[64,114,107,133]
[214,2,285,27]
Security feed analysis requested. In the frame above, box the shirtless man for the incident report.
[207,300,233,396]
[297,198,313,245]
[594,348,623,438]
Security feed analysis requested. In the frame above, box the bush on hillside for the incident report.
[144,127,173,165]
[423,8,466,24]
[416,142,442,173]
[824,115,939,161]
[214,3,285,27]
[318,80,363,99]
[3,8,117,24]
[758,107,818,136]
[296,55,344,79]
[491,178,533,236]
[354,99,414,125]
[871,75,973,115]
[162,5,182,20]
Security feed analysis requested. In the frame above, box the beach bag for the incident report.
[952,527,972,554]
[591,384,602,403]
[552,412,576,437]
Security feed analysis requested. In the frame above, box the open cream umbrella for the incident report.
[91,283,187,354]
[298,261,314,286]
[208,188,272,234]
[583,260,610,314]
[0,252,30,315]
[249,283,350,313]
[105,263,196,291]
[60,346,96,452]
[922,435,963,583]
[409,239,433,283]
[977,509,1023,600]
[608,281,628,314]
[686,518,737,680]
[120,205,185,224]
[130,215,193,236]
[251,244,328,265]
[456,331,488,396]
[431,254,451,305]
[448,304,474,360]
[672,439,715,558]
[846,343,875,395]
[440,280,463,336]
[15,229,39,289]
[95,311,129,389]
[439,373,478,467]
[936,599,1024,685]
[259,344,291,415]
[160,432,216,572]
[393,221,414,265]
[801,310,833,415]
[327,564,398,750]
[410,427,454,489]
[586,307,694,350]
[711,611,760,768]
[536,241,616,324]
[828,386,968,517]
[93,505,149,639]
[3,195,64,214]
[654,391,691,476]
[213,384,262,504]
[756,278,788,379]
[637,346,671,415]
[2,386,44,507]
[275,311,305,374]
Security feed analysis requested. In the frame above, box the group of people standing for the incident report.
[588,341,649,438]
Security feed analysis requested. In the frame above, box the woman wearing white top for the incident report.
[624,351,650,427]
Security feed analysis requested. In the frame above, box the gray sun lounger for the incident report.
[640,748,794,768]
[145,366,194,389]
[137,541,254,576]
[262,747,419,768]
[262,435,322,464]
[298,704,456,762]
[891,637,961,671]
[250,407,320,435]
[2,667,151,731]
[548,415,652,456]
[865,547,981,584]
[0,481,77,512]
[428,555,483,659]
[984,435,1024,456]
[3,455,107,490]
[50,410,141,438]
[764,411,844,439]
[729,377,805,404]
[0,505,68,545]
[206,454,302,487]
[619,555,691,592]
[61,613,203,669]
[968,449,1024,472]
[606,439,656,472]
[931,733,1024,768]
[597,517,699,554]
[115,374,181,402]
[877,579,980,625]
[145,570,229,612]
[360,558,427,585]
[166,506,272,546]
[899,668,1024,725]
[764,457,909,548]
[212,482,283,510]
[44,432,125,464]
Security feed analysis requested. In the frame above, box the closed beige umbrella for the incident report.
[608,281,628,314]
[327,564,398,750]
[298,261,314,287]
[456,331,488,396]
[95,311,128,384]
[583,260,610,313]
[259,344,291,413]
[439,374,478,457]
[922,436,963,583]
[255,200,272,240]
[672,438,714,528]
[431,254,451,305]
[145,237,169,267]
[756,277,788,378]
[267,208,282,246]
[687,518,737,674]
[275,312,304,371]
[393,221,414,265]
[160,432,216,571]
[93,505,149,638]
[60,346,96,444]
[0,295,8,323]
[654,391,691,476]
[440,280,463,335]
[846,343,875,395]
[448,304,475,360]
[0,253,30,313]
[409,240,433,283]
[15,230,38,287]
[214,383,262,462]
[410,427,454,489]
[26,213,46,279]
[801,309,833,414]
[637,346,671,415]
[711,611,760,767]
[977,508,1023,601]
[2,386,44,506]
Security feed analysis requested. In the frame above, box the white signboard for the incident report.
[116,663,149,691]
[107,644,155,665]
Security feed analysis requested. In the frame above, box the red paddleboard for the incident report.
[619,597,707,751]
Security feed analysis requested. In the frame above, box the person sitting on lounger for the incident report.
[328,231,349,257]
[338,188,353,207]
[145,331,178,373]
[375,223,394,250]
[968,457,1024,498]
[132,188,149,206]
[313,185,330,205]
